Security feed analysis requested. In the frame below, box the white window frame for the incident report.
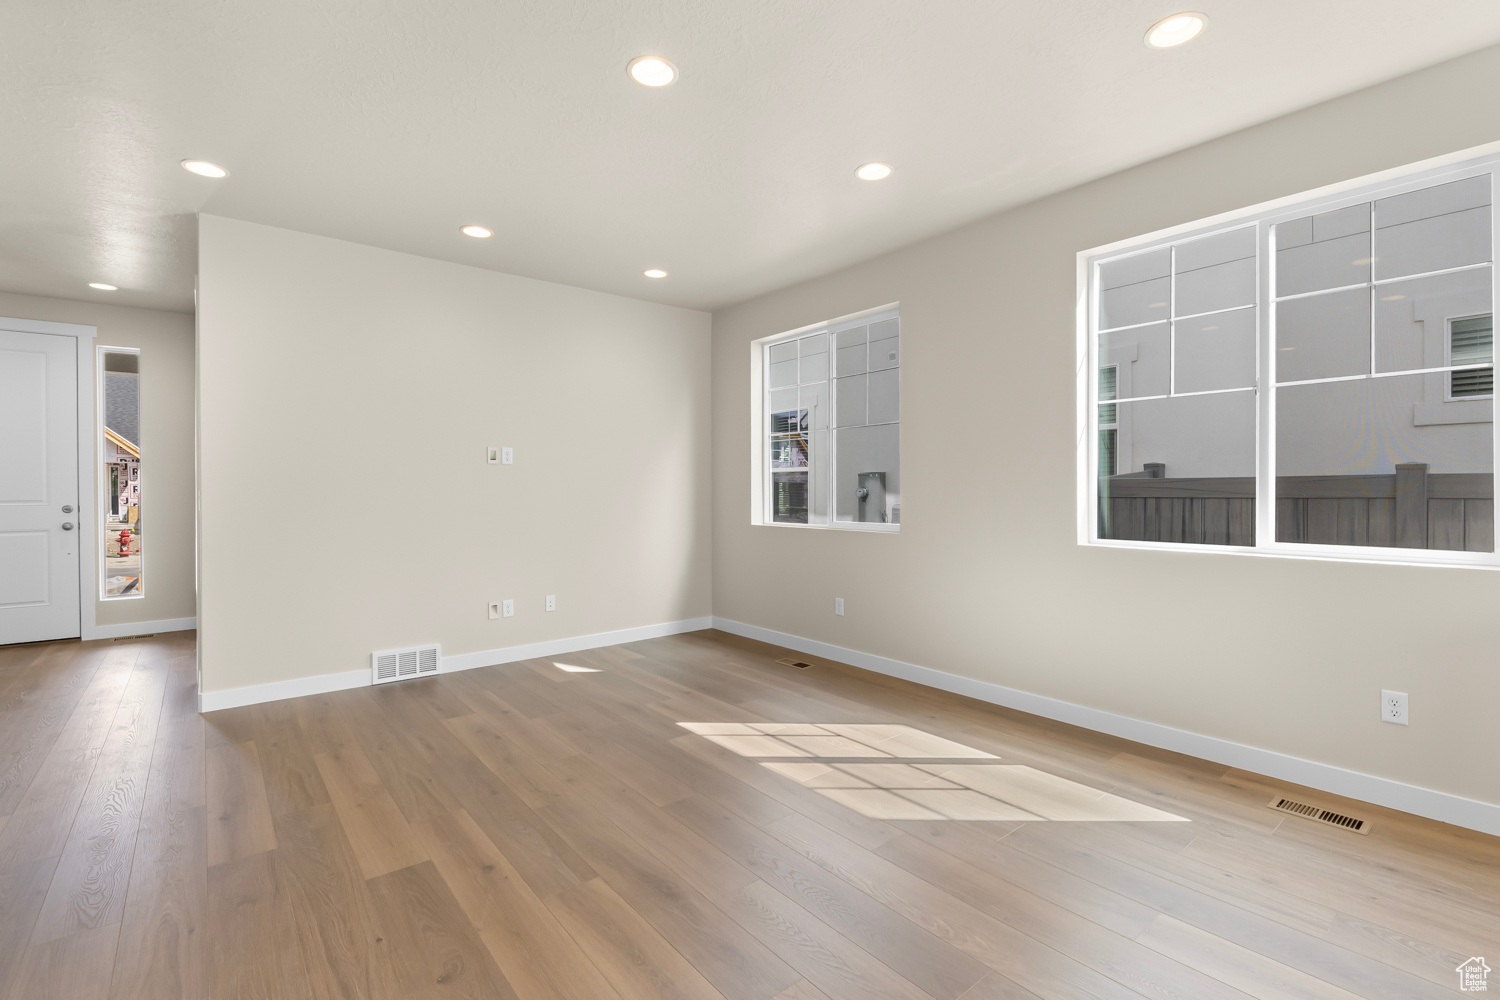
[1077,143,1500,569]
[756,303,901,532]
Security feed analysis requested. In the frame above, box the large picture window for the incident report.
[1083,153,1497,565]
[763,307,900,530]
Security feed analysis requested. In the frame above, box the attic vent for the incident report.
[372,644,442,685]
[776,657,813,669]
[1270,796,1369,834]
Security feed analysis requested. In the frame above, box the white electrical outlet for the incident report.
[502,599,514,618]
[834,597,844,616]
[1381,690,1408,725]
[545,595,556,612]
[488,602,500,619]
[487,447,499,464]
[501,447,513,465]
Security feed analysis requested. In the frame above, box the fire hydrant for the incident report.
[119,529,131,557]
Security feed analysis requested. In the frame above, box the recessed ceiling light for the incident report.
[628,56,678,87]
[643,268,668,278]
[1145,12,1207,48]
[181,159,228,178]
[855,162,893,181]
[89,283,118,291]
[461,225,493,238]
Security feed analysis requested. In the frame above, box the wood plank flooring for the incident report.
[0,629,1495,999]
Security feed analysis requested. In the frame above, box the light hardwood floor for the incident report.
[0,628,1495,999]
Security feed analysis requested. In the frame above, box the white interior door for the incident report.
[0,329,80,644]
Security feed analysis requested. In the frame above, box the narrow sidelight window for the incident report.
[100,348,144,597]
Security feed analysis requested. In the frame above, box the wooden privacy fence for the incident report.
[1099,462,1494,552]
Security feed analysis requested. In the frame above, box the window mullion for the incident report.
[1256,218,1277,550]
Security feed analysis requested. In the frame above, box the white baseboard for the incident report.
[199,667,369,713]
[710,617,1500,838]
[85,616,196,641]
[198,616,714,713]
[440,617,714,673]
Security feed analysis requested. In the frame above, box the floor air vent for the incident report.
[1270,796,1370,834]
[776,657,813,669]
[372,644,441,685]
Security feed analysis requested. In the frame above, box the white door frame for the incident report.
[0,315,98,641]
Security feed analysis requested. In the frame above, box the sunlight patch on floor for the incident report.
[552,662,601,673]
[676,722,999,759]
[678,722,1187,822]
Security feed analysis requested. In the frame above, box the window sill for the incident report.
[1413,399,1493,426]
[758,520,900,533]
[1083,536,1498,571]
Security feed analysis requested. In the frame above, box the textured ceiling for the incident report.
[4,1,1500,314]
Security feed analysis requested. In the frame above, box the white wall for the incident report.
[196,216,711,696]
[711,44,1500,814]
[0,291,196,632]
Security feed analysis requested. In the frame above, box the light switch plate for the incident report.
[834,597,844,616]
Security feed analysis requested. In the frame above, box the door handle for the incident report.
[62,505,73,513]
[61,522,74,530]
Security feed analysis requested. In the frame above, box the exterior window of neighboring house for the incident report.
[100,348,144,597]
[1084,155,1497,566]
[1450,315,1493,398]
[761,306,900,530]
[1098,366,1118,478]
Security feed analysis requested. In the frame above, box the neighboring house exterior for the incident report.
[1101,176,1493,480]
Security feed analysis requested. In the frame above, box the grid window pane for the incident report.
[836,374,866,427]
[1098,323,1169,399]
[869,333,899,371]
[1097,392,1257,547]
[1275,204,1371,296]
[867,369,899,424]
[1275,287,1370,382]
[769,357,798,388]
[1276,374,1493,551]
[1099,249,1170,329]
[1375,265,1491,375]
[1175,308,1256,393]
[801,383,829,429]
[1175,227,1256,316]
[1099,429,1118,477]
[772,472,808,524]
[1373,176,1492,281]
[799,333,830,383]
[835,424,899,523]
